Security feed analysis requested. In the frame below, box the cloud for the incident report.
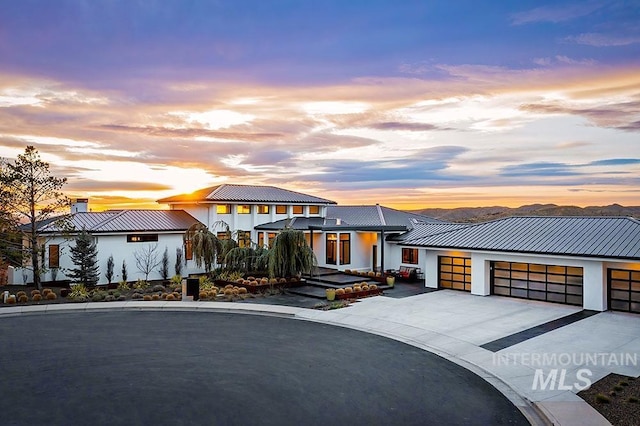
[366,121,448,131]
[510,2,604,25]
[500,162,581,177]
[66,180,174,192]
[565,33,640,47]
[589,158,640,166]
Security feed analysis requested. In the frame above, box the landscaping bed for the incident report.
[578,373,639,426]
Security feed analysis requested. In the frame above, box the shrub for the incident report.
[619,381,629,387]
[199,275,213,290]
[238,287,247,294]
[32,294,43,302]
[279,278,286,283]
[117,281,130,291]
[260,278,269,285]
[31,289,41,297]
[133,279,149,290]
[361,284,369,291]
[269,278,278,284]
[7,295,16,304]
[208,290,218,298]
[370,284,378,290]
[46,292,57,300]
[161,293,168,300]
[335,288,345,296]
[91,293,105,302]
[236,278,244,284]
[18,294,28,303]
[131,293,143,300]
[171,292,180,299]
[151,294,161,301]
[142,295,152,301]
[232,289,239,296]
[170,275,182,285]
[104,295,116,302]
[16,291,27,298]
[344,287,353,293]
[113,291,121,299]
[595,393,610,403]
[353,285,361,292]
[628,396,639,403]
[614,385,624,391]
[199,291,209,300]
[223,288,233,296]
[42,288,53,296]
[368,271,375,277]
[152,284,166,293]
[117,295,127,301]
[69,284,89,300]
[166,293,176,301]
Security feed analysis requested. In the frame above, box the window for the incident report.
[127,234,159,243]
[258,232,277,248]
[257,205,270,214]
[237,205,251,214]
[339,234,350,265]
[402,248,418,264]
[276,205,287,214]
[48,245,60,268]
[216,204,231,214]
[185,239,193,260]
[217,232,229,240]
[238,231,251,248]
[326,233,337,265]
[309,205,320,215]
[292,205,303,215]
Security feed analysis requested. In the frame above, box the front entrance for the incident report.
[608,268,640,314]
[491,261,583,306]
[438,256,471,291]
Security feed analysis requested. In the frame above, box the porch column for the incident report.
[380,230,385,272]
[309,229,314,250]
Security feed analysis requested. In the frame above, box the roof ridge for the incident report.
[91,210,129,231]
[376,204,386,226]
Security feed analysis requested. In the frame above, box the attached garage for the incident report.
[439,256,471,291]
[608,269,640,314]
[491,261,583,306]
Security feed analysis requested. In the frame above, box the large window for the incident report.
[309,205,320,215]
[216,204,231,214]
[257,205,270,214]
[339,234,350,265]
[258,232,277,248]
[402,248,418,264]
[127,234,159,243]
[238,231,251,248]
[292,205,304,215]
[185,239,193,260]
[326,233,337,265]
[48,245,59,268]
[237,205,251,214]
[276,205,287,214]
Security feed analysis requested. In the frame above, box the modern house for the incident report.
[8,200,205,285]
[7,184,640,315]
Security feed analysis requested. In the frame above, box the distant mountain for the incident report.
[411,204,640,223]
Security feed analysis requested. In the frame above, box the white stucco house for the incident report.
[9,184,640,315]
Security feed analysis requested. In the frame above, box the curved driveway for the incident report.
[0,311,528,425]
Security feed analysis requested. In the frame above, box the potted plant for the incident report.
[326,288,336,301]
[386,275,395,287]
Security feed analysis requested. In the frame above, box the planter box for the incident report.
[335,288,382,300]
[215,279,305,294]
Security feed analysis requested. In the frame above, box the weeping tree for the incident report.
[268,228,317,278]
[225,246,269,274]
[184,223,222,272]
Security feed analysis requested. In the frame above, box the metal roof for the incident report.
[41,210,201,233]
[401,216,640,260]
[255,217,326,231]
[391,222,470,242]
[157,184,336,205]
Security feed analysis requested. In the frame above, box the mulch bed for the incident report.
[578,373,640,426]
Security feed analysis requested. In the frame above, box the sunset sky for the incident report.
[0,1,639,211]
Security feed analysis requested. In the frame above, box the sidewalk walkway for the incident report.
[3,290,639,425]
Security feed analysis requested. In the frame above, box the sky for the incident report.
[0,0,639,211]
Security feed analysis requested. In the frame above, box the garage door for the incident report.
[439,256,471,291]
[608,269,640,314]
[491,261,583,306]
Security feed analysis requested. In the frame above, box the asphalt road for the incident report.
[0,311,529,425]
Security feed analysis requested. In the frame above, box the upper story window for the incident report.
[237,205,251,214]
[216,204,231,214]
[275,205,287,214]
[309,205,320,215]
[127,234,159,243]
[257,205,270,214]
[292,205,304,215]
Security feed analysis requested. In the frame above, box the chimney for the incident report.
[71,198,89,213]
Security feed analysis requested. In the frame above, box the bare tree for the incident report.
[134,244,161,282]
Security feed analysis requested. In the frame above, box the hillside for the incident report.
[412,204,640,223]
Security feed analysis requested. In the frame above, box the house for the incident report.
[390,216,640,314]
[8,200,205,285]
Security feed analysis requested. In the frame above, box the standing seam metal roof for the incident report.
[399,216,640,260]
[157,184,336,204]
[40,210,201,233]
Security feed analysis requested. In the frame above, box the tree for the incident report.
[174,247,183,277]
[68,230,100,286]
[158,247,169,280]
[184,223,222,272]
[0,146,69,289]
[105,255,114,285]
[268,228,317,278]
[121,260,128,282]
[134,244,160,281]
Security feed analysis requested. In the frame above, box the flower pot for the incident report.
[386,276,395,288]
[326,288,336,301]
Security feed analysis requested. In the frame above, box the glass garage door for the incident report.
[491,261,583,306]
[608,269,640,314]
[439,256,471,292]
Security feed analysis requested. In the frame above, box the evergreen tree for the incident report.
[158,247,170,280]
[68,230,99,286]
[121,260,128,282]
[175,247,183,277]
[105,254,114,284]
